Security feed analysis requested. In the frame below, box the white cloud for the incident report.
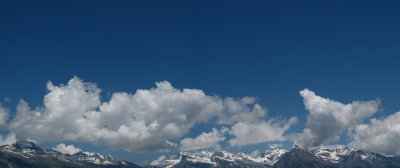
[250,150,260,158]
[4,98,10,103]
[291,89,380,148]
[229,116,298,146]
[8,76,296,152]
[217,97,267,124]
[0,133,17,146]
[180,128,227,151]
[0,103,9,127]
[53,143,81,155]
[349,111,400,156]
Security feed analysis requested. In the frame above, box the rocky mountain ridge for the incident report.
[1,140,400,168]
[146,146,287,168]
[146,144,400,168]
[0,140,141,168]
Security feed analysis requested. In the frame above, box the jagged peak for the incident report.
[261,147,287,158]
[13,140,42,150]
[293,144,307,150]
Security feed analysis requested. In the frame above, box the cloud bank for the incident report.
[7,77,396,155]
[8,77,296,152]
[292,89,380,148]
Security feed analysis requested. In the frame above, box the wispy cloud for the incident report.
[0,103,9,127]
[249,150,260,158]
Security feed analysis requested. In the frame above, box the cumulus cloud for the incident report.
[4,98,10,103]
[229,117,298,146]
[291,89,380,148]
[349,111,400,156]
[53,143,81,155]
[180,127,227,151]
[8,76,297,152]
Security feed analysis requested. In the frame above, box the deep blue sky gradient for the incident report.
[1,0,399,164]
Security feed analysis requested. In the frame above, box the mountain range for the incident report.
[1,140,400,168]
[0,140,141,168]
[145,144,400,168]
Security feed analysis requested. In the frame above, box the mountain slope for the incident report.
[273,145,338,168]
[273,144,400,168]
[0,140,141,168]
[3,140,400,168]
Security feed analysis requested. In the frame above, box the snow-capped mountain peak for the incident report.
[13,140,42,151]
[70,150,117,165]
[147,145,400,168]
[148,148,287,168]
[0,141,140,167]
[259,146,287,165]
[292,144,307,151]
[310,146,378,163]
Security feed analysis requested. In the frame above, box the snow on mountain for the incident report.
[310,146,353,163]
[0,140,45,158]
[309,146,383,164]
[149,151,215,168]
[71,151,117,165]
[0,140,140,167]
[148,144,400,168]
[259,146,287,165]
[148,147,287,168]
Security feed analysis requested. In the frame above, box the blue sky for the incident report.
[0,0,399,165]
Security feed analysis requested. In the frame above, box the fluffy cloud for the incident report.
[349,111,400,156]
[8,77,297,152]
[4,98,10,103]
[53,143,81,155]
[180,127,228,151]
[229,117,298,146]
[0,133,17,146]
[291,89,380,148]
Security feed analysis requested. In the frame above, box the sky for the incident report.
[0,0,399,165]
